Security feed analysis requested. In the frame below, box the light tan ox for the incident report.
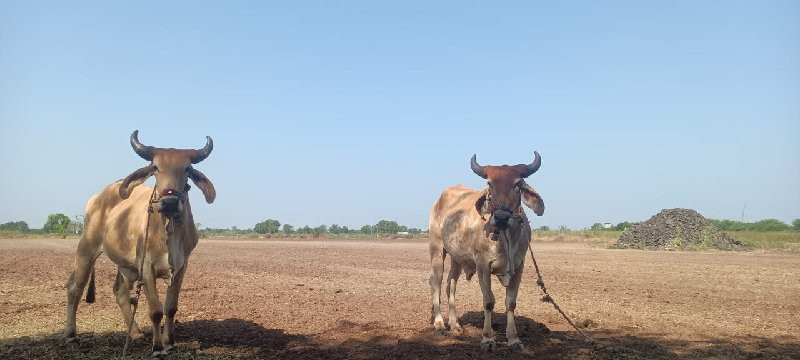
[65,131,216,358]
[428,152,544,352]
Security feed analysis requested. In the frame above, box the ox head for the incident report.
[471,152,545,231]
[119,130,216,216]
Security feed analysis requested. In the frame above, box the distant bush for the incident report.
[709,219,790,232]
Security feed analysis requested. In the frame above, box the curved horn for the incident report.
[190,136,213,164]
[130,130,154,161]
[470,154,487,179]
[522,151,542,178]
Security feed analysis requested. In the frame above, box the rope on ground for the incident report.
[528,246,608,349]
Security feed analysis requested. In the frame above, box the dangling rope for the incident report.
[528,245,606,348]
[122,187,157,357]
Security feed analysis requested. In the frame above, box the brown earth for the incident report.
[0,237,798,359]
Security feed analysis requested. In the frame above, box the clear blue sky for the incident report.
[1,1,798,230]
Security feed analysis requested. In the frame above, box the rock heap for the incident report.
[617,208,742,250]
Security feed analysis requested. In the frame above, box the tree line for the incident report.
[708,218,799,232]
[247,219,424,235]
[590,219,800,232]
[3,215,799,238]
[0,213,83,238]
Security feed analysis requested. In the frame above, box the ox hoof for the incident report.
[509,341,524,352]
[65,336,79,345]
[480,340,496,353]
[152,350,167,359]
[433,327,447,336]
[164,344,178,354]
[448,325,463,336]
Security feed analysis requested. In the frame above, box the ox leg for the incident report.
[162,264,186,353]
[446,258,463,335]
[64,240,101,343]
[478,269,496,352]
[505,267,524,351]
[428,238,447,334]
[113,270,143,340]
[142,264,165,358]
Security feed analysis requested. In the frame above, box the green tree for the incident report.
[0,221,29,232]
[710,218,790,232]
[752,219,789,231]
[360,225,372,234]
[282,224,294,234]
[793,219,800,231]
[43,213,71,237]
[313,224,327,234]
[254,219,281,234]
[613,222,633,231]
[329,224,343,234]
[537,225,550,231]
[375,220,400,234]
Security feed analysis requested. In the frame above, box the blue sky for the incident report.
[1,1,798,230]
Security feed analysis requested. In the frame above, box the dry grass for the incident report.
[533,230,622,247]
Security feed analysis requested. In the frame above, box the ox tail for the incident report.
[85,268,96,303]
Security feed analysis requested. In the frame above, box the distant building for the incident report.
[602,223,613,229]
[397,231,410,235]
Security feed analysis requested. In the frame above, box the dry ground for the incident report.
[0,237,798,359]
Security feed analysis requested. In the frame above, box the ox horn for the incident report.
[190,136,213,164]
[522,151,542,178]
[130,130,155,161]
[470,154,487,179]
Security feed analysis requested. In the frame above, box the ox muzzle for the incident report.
[490,204,518,230]
[488,204,522,287]
[152,189,184,215]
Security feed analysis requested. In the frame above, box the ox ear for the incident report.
[119,165,157,199]
[519,180,544,216]
[475,187,490,218]
[188,167,216,204]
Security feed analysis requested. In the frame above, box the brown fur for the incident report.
[64,133,215,356]
[428,154,544,351]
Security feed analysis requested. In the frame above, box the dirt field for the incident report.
[1,237,798,359]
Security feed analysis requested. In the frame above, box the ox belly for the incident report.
[442,237,506,282]
[445,237,527,287]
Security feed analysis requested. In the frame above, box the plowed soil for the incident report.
[1,238,798,359]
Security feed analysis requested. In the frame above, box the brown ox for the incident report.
[428,152,544,352]
[65,131,216,358]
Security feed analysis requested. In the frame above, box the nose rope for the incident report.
[485,197,525,241]
[148,186,189,225]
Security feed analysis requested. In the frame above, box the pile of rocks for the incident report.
[616,208,742,250]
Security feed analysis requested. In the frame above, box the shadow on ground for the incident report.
[1,316,798,359]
